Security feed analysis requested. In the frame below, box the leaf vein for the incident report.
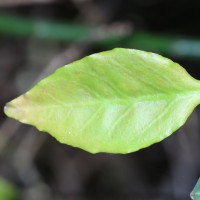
[76,105,104,133]
[107,105,133,136]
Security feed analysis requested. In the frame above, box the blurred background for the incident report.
[0,0,200,199]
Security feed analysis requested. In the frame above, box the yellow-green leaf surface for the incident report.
[4,48,200,153]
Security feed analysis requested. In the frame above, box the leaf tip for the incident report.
[4,102,17,119]
[4,97,26,122]
[4,102,12,117]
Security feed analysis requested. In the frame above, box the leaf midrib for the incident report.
[35,90,200,109]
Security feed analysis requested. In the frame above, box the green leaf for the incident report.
[191,178,200,200]
[4,48,200,153]
[0,178,20,200]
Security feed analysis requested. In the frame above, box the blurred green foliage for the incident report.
[0,13,91,42]
[191,178,200,200]
[1,13,200,59]
[0,178,20,200]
